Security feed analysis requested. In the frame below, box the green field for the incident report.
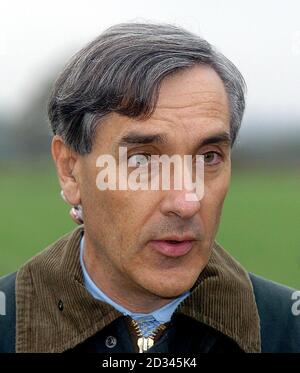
[1,164,300,289]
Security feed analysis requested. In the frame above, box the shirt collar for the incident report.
[80,235,190,323]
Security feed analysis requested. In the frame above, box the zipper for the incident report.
[130,319,167,353]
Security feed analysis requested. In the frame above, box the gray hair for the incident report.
[48,22,246,154]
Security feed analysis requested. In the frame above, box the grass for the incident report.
[0,163,299,289]
[217,170,300,288]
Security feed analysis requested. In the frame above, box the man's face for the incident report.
[77,65,231,305]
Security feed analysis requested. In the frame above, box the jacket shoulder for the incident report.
[249,272,300,352]
[0,272,16,353]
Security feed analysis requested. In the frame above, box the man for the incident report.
[0,22,299,353]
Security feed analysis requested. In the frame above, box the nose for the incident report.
[159,189,201,219]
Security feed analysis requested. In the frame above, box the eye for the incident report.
[203,151,222,166]
[128,153,151,167]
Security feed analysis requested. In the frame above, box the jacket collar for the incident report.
[16,226,261,352]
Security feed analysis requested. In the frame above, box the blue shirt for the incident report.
[80,235,190,324]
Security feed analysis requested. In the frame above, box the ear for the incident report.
[51,135,81,206]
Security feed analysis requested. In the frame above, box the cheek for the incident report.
[84,186,159,252]
[79,166,124,250]
[116,190,161,246]
[201,171,230,235]
[103,190,161,270]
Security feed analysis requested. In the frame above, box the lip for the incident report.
[157,234,196,242]
[149,239,195,258]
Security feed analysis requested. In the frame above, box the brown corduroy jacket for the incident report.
[1,225,299,353]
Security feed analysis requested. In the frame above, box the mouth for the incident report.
[149,237,195,258]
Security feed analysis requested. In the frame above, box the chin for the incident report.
[130,253,209,299]
[145,273,199,299]
[155,288,189,299]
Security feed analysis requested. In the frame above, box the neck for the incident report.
[82,236,175,313]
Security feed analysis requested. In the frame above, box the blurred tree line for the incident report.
[0,72,299,170]
[0,77,53,163]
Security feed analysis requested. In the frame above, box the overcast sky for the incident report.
[1,0,300,131]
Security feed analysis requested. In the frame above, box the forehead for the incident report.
[93,65,230,149]
[157,64,228,110]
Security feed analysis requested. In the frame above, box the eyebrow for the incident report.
[200,132,232,147]
[117,132,168,147]
[116,130,232,149]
